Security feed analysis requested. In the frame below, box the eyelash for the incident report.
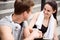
[44,8,50,12]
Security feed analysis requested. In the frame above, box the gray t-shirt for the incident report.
[0,14,27,40]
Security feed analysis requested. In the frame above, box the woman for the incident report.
[24,1,59,40]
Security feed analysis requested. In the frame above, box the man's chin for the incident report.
[24,18,28,21]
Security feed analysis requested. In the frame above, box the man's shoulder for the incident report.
[0,15,10,23]
[0,15,13,27]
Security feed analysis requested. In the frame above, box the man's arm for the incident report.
[24,13,40,38]
[24,28,43,40]
[0,25,14,40]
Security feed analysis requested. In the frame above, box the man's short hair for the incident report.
[14,0,34,15]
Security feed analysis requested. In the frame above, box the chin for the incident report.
[24,18,28,21]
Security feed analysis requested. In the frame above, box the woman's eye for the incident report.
[47,10,50,12]
[44,8,46,10]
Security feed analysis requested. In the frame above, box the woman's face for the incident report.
[43,4,55,18]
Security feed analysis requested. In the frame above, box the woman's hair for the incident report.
[14,0,34,15]
[45,1,57,20]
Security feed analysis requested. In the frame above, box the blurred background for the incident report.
[0,0,60,40]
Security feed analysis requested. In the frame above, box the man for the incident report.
[0,0,34,40]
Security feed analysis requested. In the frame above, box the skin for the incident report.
[0,25,14,40]
[24,29,42,40]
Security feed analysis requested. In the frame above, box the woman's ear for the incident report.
[53,10,56,14]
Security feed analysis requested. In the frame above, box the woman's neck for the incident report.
[44,16,50,20]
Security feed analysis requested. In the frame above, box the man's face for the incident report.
[23,7,33,20]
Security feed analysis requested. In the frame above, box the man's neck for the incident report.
[12,14,24,24]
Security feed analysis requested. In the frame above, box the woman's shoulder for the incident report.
[53,19,57,27]
[54,18,57,24]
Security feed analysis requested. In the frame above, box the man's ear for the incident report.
[53,10,56,14]
[23,11,27,14]
[23,11,27,16]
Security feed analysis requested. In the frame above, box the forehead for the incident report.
[44,4,53,11]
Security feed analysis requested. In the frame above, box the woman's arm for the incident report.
[53,20,59,40]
